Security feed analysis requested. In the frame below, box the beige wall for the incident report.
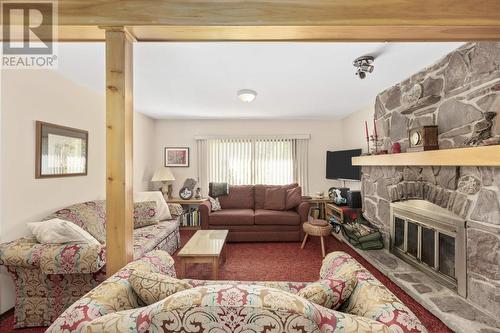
[134,112,156,191]
[0,70,154,314]
[153,119,360,196]
[0,69,106,313]
[339,106,375,190]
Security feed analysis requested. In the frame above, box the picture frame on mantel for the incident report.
[164,147,190,167]
[35,121,88,178]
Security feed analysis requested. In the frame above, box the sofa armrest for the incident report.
[0,237,106,274]
[296,201,310,223]
[319,252,426,333]
[0,237,42,268]
[199,200,212,229]
[39,243,106,274]
[46,250,176,333]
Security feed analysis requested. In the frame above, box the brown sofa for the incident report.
[199,184,310,242]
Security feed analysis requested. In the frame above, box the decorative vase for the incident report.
[392,142,401,154]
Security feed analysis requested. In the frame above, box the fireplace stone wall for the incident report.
[361,42,500,317]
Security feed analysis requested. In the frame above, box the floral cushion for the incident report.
[84,284,391,333]
[133,219,179,258]
[297,277,356,309]
[44,200,106,244]
[321,252,427,333]
[129,271,191,305]
[167,203,184,217]
[133,201,159,229]
[208,196,222,211]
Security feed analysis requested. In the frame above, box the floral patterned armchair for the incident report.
[0,200,181,328]
[46,250,427,333]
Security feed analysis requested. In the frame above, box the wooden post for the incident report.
[105,27,135,276]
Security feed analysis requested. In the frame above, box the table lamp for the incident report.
[151,167,175,199]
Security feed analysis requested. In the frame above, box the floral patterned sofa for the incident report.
[0,200,181,328]
[45,250,427,333]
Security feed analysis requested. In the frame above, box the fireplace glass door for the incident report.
[391,215,457,282]
[421,227,435,267]
[439,233,455,278]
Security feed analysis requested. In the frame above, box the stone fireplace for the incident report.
[361,42,500,319]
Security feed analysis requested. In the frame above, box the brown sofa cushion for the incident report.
[264,188,286,210]
[285,186,302,210]
[254,209,300,226]
[209,209,254,225]
[218,185,254,209]
[254,183,297,209]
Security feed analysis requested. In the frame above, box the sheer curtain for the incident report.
[196,135,309,194]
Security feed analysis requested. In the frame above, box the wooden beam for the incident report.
[3,0,500,41]
[105,27,134,276]
[57,1,500,27]
[1,24,495,42]
[127,25,500,42]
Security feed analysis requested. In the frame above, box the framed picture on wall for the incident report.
[164,147,190,167]
[35,121,88,178]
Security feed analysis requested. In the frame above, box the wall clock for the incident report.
[407,125,439,152]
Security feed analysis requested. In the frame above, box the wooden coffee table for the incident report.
[177,230,228,279]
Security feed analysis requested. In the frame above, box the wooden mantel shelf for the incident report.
[352,146,500,166]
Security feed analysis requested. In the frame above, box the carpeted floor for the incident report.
[0,230,452,333]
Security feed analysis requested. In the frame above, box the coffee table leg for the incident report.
[212,257,219,280]
[179,258,186,278]
[221,244,227,264]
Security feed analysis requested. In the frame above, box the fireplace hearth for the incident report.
[390,200,467,296]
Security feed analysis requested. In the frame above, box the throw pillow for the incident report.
[133,201,159,229]
[129,271,192,305]
[167,203,184,217]
[264,187,286,210]
[27,218,100,245]
[285,186,302,210]
[208,196,222,211]
[134,191,172,220]
[297,277,356,310]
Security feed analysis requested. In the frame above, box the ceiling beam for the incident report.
[34,25,500,42]
[58,1,500,27]
[3,1,500,41]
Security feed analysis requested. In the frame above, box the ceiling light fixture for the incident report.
[353,55,375,79]
[237,89,257,103]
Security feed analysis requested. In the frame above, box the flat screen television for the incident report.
[326,149,362,181]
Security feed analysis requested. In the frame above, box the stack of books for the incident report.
[180,207,200,227]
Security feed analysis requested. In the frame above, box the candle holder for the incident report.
[369,134,383,155]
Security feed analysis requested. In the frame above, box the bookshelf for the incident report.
[166,197,207,229]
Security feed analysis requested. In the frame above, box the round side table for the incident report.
[301,220,333,258]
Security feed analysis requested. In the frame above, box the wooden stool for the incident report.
[301,220,333,258]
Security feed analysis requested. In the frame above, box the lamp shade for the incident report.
[151,167,175,182]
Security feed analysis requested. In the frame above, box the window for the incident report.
[197,135,309,193]
[208,138,293,185]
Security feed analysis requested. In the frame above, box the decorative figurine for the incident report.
[194,187,201,199]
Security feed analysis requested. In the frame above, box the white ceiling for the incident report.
[55,42,463,120]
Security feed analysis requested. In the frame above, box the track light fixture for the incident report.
[353,55,375,79]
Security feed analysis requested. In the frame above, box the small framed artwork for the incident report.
[164,147,190,167]
[35,121,88,178]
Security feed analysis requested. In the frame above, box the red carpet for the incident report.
[0,230,451,333]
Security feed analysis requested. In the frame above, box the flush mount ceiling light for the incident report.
[237,89,257,103]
